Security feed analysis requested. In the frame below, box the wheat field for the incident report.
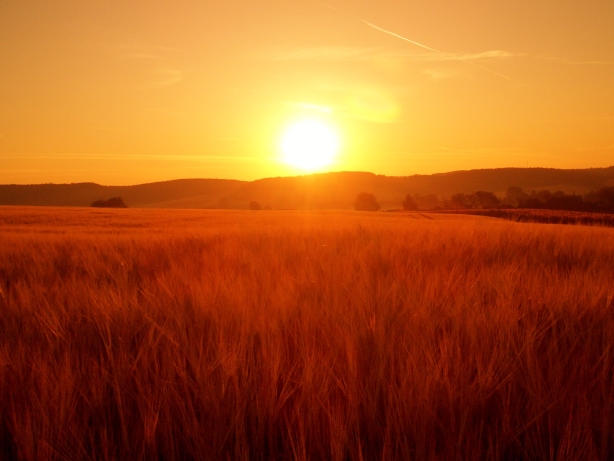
[1,207,614,461]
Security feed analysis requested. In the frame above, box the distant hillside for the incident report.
[0,179,242,208]
[228,167,614,210]
[1,167,613,210]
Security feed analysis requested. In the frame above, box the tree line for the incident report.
[91,197,127,208]
[444,186,614,213]
[353,186,614,213]
[96,188,614,213]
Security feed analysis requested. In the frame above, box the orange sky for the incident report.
[1,0,613,185]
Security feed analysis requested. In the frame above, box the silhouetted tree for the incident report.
[537,190,553,203]
[585,187,614,212]
[450,193,470,209]
[443,185,614,213]
[505,186,528,207]
[91,197,127,208]
[413,194,441,210]
[402,194,418,210]
[249,201,261,210]
[354,192,380,211]
[547,193,584,210]
[519,197,543,209]
[474,191,501,209]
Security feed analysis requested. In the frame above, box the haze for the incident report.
[1,0,613,185]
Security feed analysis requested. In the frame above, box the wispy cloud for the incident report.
[141,69,183,89]
[360,20,524,85]
[360,20,441,54]
[256,46,521,64]
[423,68,462,81]
[133,69,183,90]
[402,50,522,62]
[315,2,526,85]
[115,43,183,89]
[316,1,611,88]
[536,55,613,65]
[305,78,426,123]
[257,34,609,78]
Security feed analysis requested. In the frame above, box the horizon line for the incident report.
[2,165,614,187]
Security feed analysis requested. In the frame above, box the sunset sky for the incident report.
[1,0,613,185]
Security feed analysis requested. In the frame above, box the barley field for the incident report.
[438,208,614,228]
[1,206,614,461]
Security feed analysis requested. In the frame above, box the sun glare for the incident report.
[280,119,340,171]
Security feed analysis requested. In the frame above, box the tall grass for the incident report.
[1,208,614,460]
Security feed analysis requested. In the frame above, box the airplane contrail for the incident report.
[319,2,526,86]
[361,20,441,54]
[361,20,524,85]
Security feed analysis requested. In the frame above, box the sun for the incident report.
[280,119,340,171]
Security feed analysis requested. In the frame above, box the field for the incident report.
[435,208,614,227]
[1,207,614,461]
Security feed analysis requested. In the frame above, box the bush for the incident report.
[91,197,127,208]
[402,195,418,211]
[474,191,501,209]
[354,192,380,211]
[249,201,262,210]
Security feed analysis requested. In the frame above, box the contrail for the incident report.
[362,20,523,85]
[361,20,441,54]
[319,2,526,86]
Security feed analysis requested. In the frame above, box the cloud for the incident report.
[536,55,613,65]
[257,44,525,85]
[306,79,420,123]
[360,20,524,84]
[361,20,441,54]
[135,69,182,90]
[337,85,402,123]
[256,45,521,64]
[259,43,609,70]
[358,22,520,62]
[423,68,462,81]
[400,50,522,62]
[315,3,526,85]
[114,43,183,89]
[150,69,182,88]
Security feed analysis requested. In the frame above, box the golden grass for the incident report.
[435,208,614,227]
[1,207,614,460]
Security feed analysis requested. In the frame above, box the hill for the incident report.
[1,167,613,210]
[0,179,242,208]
